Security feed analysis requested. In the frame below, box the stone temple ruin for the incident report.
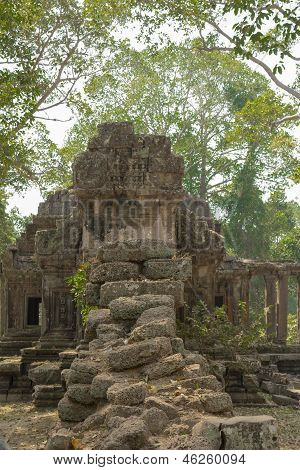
[0,122,299,449]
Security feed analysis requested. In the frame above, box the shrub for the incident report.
[66,262,97,325]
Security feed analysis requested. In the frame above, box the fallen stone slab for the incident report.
[90,262,139,283]
[105,405,143,423]
[141,407,169,434]
[46,429,73,450]
[191,418,222,450]
[221,415,278,450]
[143,257,192,281]
[143,353,185,380]
[28,362,61,385]
[102,417,150,450]
[0,358,22,376]
[58,396,96,422]
[129,318,176,342]
[84,309,112,342]
[107,382,147,406]
[67,384,96,405]
[145,396,178,419]
[107,337,172,371]
[135,305,175,326]
[272,394,299,407]
[109,295,174,321]
[180,375,223,392]
[90,373,125,399]
[198,392,233,414]
[100,280,184,307]
[97,239,175,263]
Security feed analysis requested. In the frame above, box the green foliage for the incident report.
[185,301,269,353]
[287,313,298,344]
[66,262,96,325]
[64,42,295,201]
[0,191,32,255]
[0,0,121,193]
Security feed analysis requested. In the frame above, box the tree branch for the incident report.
[206,19,300,101]
[272,112,300,127]
[33,115,72,122]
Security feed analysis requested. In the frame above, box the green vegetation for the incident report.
[66,262,96,325]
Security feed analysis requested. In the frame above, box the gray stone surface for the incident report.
[129,318,176,342]
[100,280,184,307]
[143,257,192,280]
[141,407,169,434]
[97,239,175,263]
[67,384,95,405]
[58,396,96,422]
[135,305,175,326]
[145,396,178,419]
[90,262,139,283]
[221,416,278,450]
[109,295,174,321]
[107,337,173,371]
[102,417,150,450]
[28,362,61,385]
[107,382,147,406]
[143,354,185,380]
[198,392,233,414]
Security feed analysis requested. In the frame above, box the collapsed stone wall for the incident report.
[50,240,277,450]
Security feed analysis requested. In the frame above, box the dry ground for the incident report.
[0,403,59,450]
[0,402,299,450]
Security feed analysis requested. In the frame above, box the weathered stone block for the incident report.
[102,417,150,450]
[143,257,192,280]
[184,353,210,375]
[0,358,21,376]
[28,362,61,385]
[145,396,178,419]
[136,305,175,326]
[107,382,147,406]
[84,309,111,341]
[67,384,95,405]
[97,239,175,263]
[198,392,233,414]
[46,429,73,450]
[181,375,223,392]
[101,280,183,307]
[105,405,142,422]
[129,318,176,342]
[141,407,169,434]
[143,354,185,380]
[171,337,185,355]
[69,358,108,384]
[109,295,173,322]
[221,415,278,450]
[272,394,299,407]
[90,262,139,283]
[85,282,100,306]
[91,373,124,400]
[107,337,172,371]
[191,418,222,450]
[58,396,96,422]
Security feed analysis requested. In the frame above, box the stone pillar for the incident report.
[226,278,240,325]
[240,276,250,325]
[277,273,289,343]
[264,274,277,340]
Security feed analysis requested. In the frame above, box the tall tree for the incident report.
[0,0,129,191]
[125,0,300,108]
[63,43,296,201]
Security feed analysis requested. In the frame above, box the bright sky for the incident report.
[7,19,300,216]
